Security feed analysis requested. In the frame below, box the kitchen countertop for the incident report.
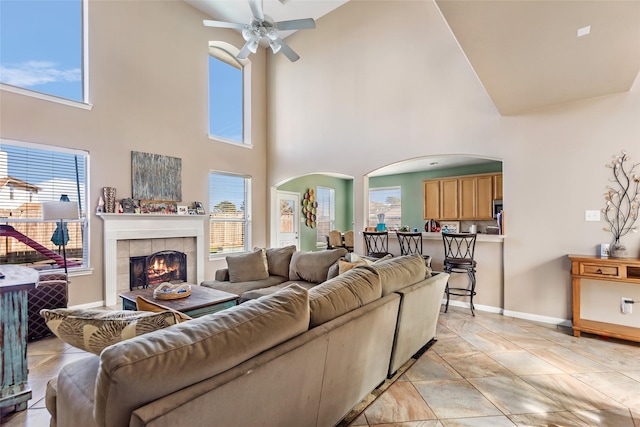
[388,232,504,243]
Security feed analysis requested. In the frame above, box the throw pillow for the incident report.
[135,296,192,323]
[40,309,181,355]
[265,245,296,278]
[226,248,269,283]
[289,248,348,284]
[338,259,367,275]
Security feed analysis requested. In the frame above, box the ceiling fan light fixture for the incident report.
[248,38,260,53]
[269,39,281,54]
[242,26,255,41]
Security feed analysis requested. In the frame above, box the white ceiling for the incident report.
[187,0,640,173]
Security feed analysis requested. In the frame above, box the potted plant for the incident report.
[602,151,640,257]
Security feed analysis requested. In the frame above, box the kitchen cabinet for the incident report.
[423,173,502,220]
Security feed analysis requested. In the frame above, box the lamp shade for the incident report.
[42,201,79,221]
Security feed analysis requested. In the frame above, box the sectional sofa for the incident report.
[45,254,448,427]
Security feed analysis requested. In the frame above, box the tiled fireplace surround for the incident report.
[99,214,205,306]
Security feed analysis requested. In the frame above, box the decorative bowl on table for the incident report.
[153,282,191,300]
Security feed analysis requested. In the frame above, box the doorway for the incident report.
[275,191,300,249]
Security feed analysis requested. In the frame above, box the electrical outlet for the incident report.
[621,298,633,315]
[585,210,601,221]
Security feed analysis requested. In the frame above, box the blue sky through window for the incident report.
[209,56,242,142]
[0,0,83,101]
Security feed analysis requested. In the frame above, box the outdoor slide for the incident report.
[0,225,80,268]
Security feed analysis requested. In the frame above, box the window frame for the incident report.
[208,171,252,259]
[315,186,335,246]
[368,186,402,230]
[0,138,91,273]
[0,0,91,110]
[208,42,251,147]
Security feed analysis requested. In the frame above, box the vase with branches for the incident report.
[602,151,640,257]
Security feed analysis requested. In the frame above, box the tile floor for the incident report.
[2,306,640,426]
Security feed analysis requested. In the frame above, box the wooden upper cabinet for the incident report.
[440,178,459,219]
[493,173,503,200]
[458,177,476,219]
[476,175,494,219]
[423,180,441,219]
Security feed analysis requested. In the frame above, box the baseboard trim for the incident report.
[69,300,106,310]
[442,299,571,327]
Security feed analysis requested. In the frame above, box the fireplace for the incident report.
[129,250,187,289]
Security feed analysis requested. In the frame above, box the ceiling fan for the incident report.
[203,0,316,62]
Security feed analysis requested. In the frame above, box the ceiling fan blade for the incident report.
[275,18,316,31]
[275,38,300,62]
[249,0,264,22]
[203,19,246,29]
[236,42,252,60]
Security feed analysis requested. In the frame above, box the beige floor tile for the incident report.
[438,315,492,336]
[440,352,512,379]
[520,373,626,411]
[369,421,443,427]
[571,372,640,407]
[404,351,462,382]
[27,352,92,379]
[348,413,368,426]
[507,411,591,427]
[468,376,563,415]
[527,347,613,374]
[621,370,640,382]
[413,379,502,419]
[459,333,522,353]
[440,415,516,426]
[486,350,563,375]
[364,381,436,425]
[432,336,480,356]
[572,408,636,427]
[492,331,557,349]
[0,407,51,427]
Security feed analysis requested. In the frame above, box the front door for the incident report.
[276,191,299,250]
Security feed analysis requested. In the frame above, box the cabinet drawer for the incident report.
[581,263,620,278]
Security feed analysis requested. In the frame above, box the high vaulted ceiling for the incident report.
[188,0,640,116]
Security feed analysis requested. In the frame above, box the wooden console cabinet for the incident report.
[0,266,38,412]
[568,255,640,342]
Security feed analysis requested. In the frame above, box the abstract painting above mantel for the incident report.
[132,151,182,202]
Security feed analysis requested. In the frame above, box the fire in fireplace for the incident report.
[129,250,187,289]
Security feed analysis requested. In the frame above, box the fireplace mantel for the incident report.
[98,214,206,305]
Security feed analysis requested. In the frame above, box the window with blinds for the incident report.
[369,186,402,229]
[209,45,244,144]
[316,187,335,245]
[209,172,251,256]
[0,139,89,269]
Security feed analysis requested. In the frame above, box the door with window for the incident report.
[276,191,299,249]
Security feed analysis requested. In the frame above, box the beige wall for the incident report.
[267,0,640,322]
[0,0,268,305]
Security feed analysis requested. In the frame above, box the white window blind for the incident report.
[369,186,402,229]
[316,187,335,245]
[209,172,251,256]
[0,139,89,269]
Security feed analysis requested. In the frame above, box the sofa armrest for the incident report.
[215,268,230,282]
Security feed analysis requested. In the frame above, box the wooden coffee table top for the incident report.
[119,285,238,312]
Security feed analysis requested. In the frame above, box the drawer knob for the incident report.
[596,269,602,274]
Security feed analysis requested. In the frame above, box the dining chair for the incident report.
[363,231,391,259]
[327,230,343,249]
[442,233,477,316]
[396,231,431,267]
[343,230,354,252]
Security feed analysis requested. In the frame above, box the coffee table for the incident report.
[119,285,239,318]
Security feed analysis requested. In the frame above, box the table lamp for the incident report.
[42,198,79,274]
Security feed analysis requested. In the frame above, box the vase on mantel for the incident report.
[610,238,628,258]
[103,187,116,214]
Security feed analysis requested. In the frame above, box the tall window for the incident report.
[316,187,335,245]
[0,139,89,270]
[369,186,402,229]
[209,46,244,143]
[209,172,251,256]
[0,0,86,103]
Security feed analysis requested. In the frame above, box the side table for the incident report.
[0,265,39,412]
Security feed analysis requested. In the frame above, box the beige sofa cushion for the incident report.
[370,254,428,296]
[308,267,381,328]
[226,249,269,283]
[95,284,310,427]
[265,245,296,278]
[289,248,348,284]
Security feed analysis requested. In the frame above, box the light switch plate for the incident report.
[585,210,601,221]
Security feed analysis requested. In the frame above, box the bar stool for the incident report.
[343,230,355,252]
[363,231,390,259]
[442,233,477,316]
[396,231,431,267]
[327,230,343,249]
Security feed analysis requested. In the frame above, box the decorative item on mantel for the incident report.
[602,150,639,258]
[103,187,117,213]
